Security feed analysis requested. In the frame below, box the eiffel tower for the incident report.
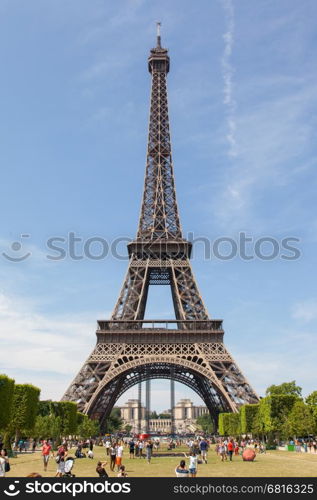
[62,25,259,427]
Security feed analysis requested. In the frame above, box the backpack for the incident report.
[5,461,10,473]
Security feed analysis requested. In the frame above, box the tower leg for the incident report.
[138,382,142,434]
[146,379,150,433]
[170,371,175,436]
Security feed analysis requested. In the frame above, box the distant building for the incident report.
[116,398,209,434]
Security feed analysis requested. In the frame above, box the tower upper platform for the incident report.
[148,22,170,73]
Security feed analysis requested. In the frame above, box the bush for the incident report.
[51,401,78,435]
[0,374,15,429]
[240,404,260,434]
[10,384,40,431]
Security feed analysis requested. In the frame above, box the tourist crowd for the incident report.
[1,435,316,478]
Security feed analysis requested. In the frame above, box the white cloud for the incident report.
[0,292,108,400]
[210,80,317,231]
[233,346,317,399]
[292,299,317,323]
[221,0,237,157]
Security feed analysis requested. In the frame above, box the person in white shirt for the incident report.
[116,443,124,471]
[138,440,144,458]
[0,449,9,477]
[0,457,6,477]
[184,451,198,477]
[104,440,111,456]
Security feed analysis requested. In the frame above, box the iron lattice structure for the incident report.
[63,29,258,426]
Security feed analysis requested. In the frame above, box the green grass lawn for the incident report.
[5,445,317,478]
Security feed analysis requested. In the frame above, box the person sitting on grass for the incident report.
[96,461,109,478]
[175,459,189,477]
[75,443,85,459]
[117,465,128,477]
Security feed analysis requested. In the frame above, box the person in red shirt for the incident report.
[41,440,52,472]
[227,439,234,461]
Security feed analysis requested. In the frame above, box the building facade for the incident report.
[117,398,209,434]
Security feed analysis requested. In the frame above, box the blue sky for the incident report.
[0,0,316,412]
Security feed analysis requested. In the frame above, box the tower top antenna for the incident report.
[156,21,162,48]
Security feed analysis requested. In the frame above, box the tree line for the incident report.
[218,381,317,441]
[0,374,103,449]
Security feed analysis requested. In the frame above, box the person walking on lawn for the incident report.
[41,440,52,472]
[227,438,234,461]
[199,438,208,464]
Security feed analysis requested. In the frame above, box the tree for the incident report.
[0,374,15,430]
[158,413,171,419]
[218,412,240,436]
[50,401,78,436]
[196,414,214,434]
[77,414,99,439]
[240,404,259,435]
[258,395,297,439]
[306,391,317,432]
[33,415,52,439]
[6,384,40,446]
[34,401,78,444]
[218,413,231,436]
[283,400,315,438]
[33,414,62,445]
[149,411,158,419]
[49,415,62,444]
[104,408,122,433]
[124,424,133,434]
[266,381,302,398]
[227,413,241,436]
[37,400,53,417]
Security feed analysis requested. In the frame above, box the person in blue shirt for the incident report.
[199,439,209,464]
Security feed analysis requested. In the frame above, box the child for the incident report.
[219,442,227,462]
[117,465,128,477]
[184,451,198,477]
